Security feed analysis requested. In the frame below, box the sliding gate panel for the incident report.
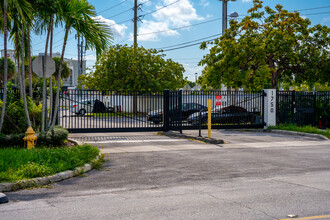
[59,89,265,133]
[59,90,164,132]
[166,90,264,130]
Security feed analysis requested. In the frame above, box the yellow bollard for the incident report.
[208,99,211,138]
[23,126,38,149]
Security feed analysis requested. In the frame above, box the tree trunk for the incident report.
[28,29,33,99]
[0,0,8,132]
[50,25,70,130]
[41,18,52,132]
[271,71,278,89]
[21,26,31,127]
[268,57,278,89]
[48,15,54,127]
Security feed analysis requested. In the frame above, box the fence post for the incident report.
[178,90,182,134]
[263,89,276,128]
[291,90,296,124]
[163,89,170,131]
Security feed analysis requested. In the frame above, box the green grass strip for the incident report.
[268,124,330,139]
[0,144,100,182]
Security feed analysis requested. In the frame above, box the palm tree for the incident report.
[33,0,57,131]
[49,0,112,130]
[0,0,9,133]
[0,0,31,132]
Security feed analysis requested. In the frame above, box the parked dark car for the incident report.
[147,103,207,124]
[187,105,257,125]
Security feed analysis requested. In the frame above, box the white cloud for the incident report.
[152,0,204,28]
[130,0,203,42]
[242,0,252,2]
[200,0,209,7]
[93,15,127,39]
[136,20,180,41]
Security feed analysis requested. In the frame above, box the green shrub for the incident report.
[0,97,42,134]
[37,126,69,147]
[0,133,25,148]
[0,126,69,148]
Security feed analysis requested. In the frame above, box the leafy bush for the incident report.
[0,97,42,134]
[0,133,25,148]
[37,126,69,147]
[0,126,69,148]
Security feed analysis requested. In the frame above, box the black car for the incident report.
[147,103,207,124]
[187,105,257,125]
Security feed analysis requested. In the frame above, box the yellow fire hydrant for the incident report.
[23,126,38,149]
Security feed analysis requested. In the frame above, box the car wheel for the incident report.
[79,109,86,116]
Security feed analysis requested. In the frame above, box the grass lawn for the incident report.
[268,124,330,139]
[0,144,100,183]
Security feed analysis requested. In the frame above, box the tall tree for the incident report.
[199,0,330,91]
[49,0,112,130]
[0,0,8,133]
[0,0,32,132]
[78,45,186,91]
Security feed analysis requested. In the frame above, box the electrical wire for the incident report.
[106,7,132,19]
[302,11,330,16]
[141,0,181,17]
[139,18,222,36]
[157,33,221,50]
[295,5,330,12]
[98,0,128,14]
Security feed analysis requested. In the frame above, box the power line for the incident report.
[141,0,181,18]
[161,39,216,52]
[139,17,222,36]
[303,11,330,16]
[106,7,132,19]
[98,0,128,14]
[295,5,330,12]
[158,33,221,50]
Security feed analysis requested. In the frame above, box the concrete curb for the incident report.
[0,154,101,193]
[68,138,82,145]
[162,131,224,144]
[227,129,329,141]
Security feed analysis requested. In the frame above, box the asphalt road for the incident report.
[1,130,330,220]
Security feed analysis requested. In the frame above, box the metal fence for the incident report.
[59,89,265,133]
[277,91,330,128]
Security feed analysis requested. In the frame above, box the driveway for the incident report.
[2,130,330,220]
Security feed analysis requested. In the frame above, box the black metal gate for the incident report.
[59,89,265,133]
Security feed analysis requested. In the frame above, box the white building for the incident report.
[1,49,16,62]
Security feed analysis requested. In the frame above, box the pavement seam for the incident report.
[197,190,278,219]
[271,179,330,193]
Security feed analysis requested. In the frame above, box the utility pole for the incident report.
[220,0,236,35]
[76,34,81,79]
[80,37,84,81]
[222,0,227,35]
[134,0,138,46]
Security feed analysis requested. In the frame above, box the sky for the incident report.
[2,0,330,82]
